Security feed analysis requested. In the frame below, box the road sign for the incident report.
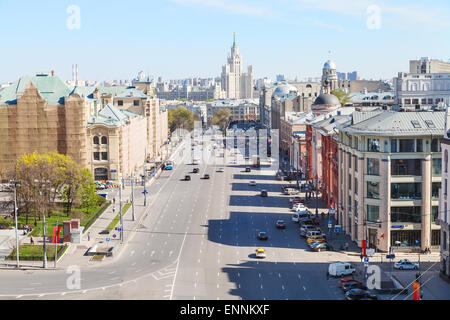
[334,225,341,233]
[112,234,116,238]
[364,257,369,264]
[328,220,332,229]
[106,237,110,242]
[143,189,148,194]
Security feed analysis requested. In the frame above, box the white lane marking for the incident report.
[130,250,135,256]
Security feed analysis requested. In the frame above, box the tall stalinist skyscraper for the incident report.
[221,33,254,99]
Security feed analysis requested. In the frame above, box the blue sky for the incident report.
[0,0,449,83]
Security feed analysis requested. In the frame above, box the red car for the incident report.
[338,278,362,288]
[276,220,286,229]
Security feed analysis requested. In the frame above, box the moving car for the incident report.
[311,242,332,252]
[245,167,251,172]
[345,288,378,300]
[255,248,266,258]
[257,232,268,240]
[192,168,199,173]
[308,240,325,248]
[276,220,286,229]
[185,174,191,181]
[394,259,419,270]
[217,168,224,172]
[203,174,210,179]
[249,180,257,186]
[260,190,268,197]
[328,262,356,277]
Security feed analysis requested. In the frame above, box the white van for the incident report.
[306,230,324,238]
[328,262,356,277]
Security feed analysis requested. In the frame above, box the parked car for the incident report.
[394,259,419,270]
[311,242,333,252]
[342,282,368,292]
[185,174,191,181]
[306,235,326,244]
[276,220,286,229]
[260,190,268,197]
[328,262,356,277]
[249,180,257,186]
[203,174,210,179]
[257,232,268,240]
[245,167,251,172]
[345,288,378,300]
[308,240,326,248]
[192,168,199,173]
[338,278,362,288]
[255,248,266,258]
[217,168,224,172]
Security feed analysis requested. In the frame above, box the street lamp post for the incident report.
[42,211,47,269]
[11,180,20,268]
[119,178,123,243]
[131,176,135,221]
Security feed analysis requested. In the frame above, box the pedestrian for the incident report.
[30,236,34,245]
[345,242,349,252]
[88,232,91,241]
[113,197,116,204]
[360,253,363,262]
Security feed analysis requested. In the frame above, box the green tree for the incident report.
[168,106,194,132]
[331,89,351,106]
[211,109,232,130]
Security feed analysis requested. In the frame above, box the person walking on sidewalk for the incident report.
[345,242,349,252]
[30,236,34,245]
[88,232,91,241]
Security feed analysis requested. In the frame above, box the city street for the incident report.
[0,135,448,300]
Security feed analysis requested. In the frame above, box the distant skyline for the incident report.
[0,0,449,83]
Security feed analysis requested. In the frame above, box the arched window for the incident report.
[93,136,99,145]
[101,136,108,145]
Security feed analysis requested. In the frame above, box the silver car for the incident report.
[394,259,419,270]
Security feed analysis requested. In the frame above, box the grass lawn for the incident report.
[2,200,108,238]
[105,203,132,231]
[6,244,68,261]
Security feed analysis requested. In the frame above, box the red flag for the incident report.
[380,233,385,239]
[52,226,57,244]
[362,240,366,257]
[412,282,421,300]
[56,226,62,244]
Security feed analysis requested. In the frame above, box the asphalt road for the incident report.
[1,134,445,300]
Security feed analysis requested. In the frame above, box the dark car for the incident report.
[338,278,362,288]
[185,174,191,181]
[342,282,368,292]
[276,220,286,229]
[203,174,210,179]
[311,242,333,252]
[245,167,251,172]
[260,190,268,197]
[345,288,378,300]
[193,168,199,173]
[257,232,268,240]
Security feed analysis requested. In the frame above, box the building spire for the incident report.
[233,31,236,47]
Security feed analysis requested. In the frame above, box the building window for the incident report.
[368,138,380,152]
[348,173,352,190]
[348,154,351,168]
[391,139,397,153]
[101,136,108,145]
[367,181,380,199]
[432,230,441,246]
[367,205,380,222]
[416,139,423,152]
[391,206,421,223]
[433,158,442,175]
[117,100,123,106]
[432,182,440,199]
[432,206,439,223]
[101,152,108,161]
[367,158,380,175]
[134,100,140,106]
[391,183,422,200]
[391,159,422,176]
[391,230,421,247]
[354,156,358,172]
[93,152,100,161]
[93,136,99,145]
[445,150,448,173]
[354,178,358,194]
[399,139,415,152]
[443,231,447,250]
[431,138,441,152]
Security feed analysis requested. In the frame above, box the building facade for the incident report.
[337,110,443,252]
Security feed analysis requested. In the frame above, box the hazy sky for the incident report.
[0,0,449,83]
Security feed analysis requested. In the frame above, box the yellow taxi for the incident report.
[306,235,326,244]
[255,248,266,258]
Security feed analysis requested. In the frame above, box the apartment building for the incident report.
[336,110,443,253]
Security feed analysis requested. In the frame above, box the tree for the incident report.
[168,106,194,132]
[211,109,232,130]
[331,89,351,106]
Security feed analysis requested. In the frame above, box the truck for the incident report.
[252,155,261,168]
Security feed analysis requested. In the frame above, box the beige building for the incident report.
[337,110,443,253]
[0,72,169,181]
